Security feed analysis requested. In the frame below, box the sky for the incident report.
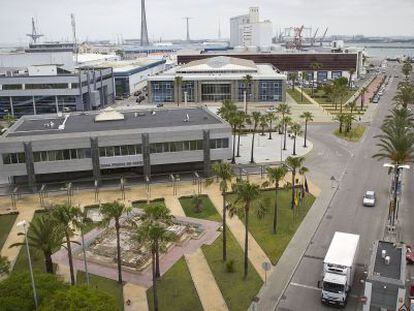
[0,0,413,44]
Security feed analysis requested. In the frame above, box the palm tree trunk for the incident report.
[244,206,249,279]
[44,251,54,274]
[231,130,236,164]
[115,221,123,284]
[222,192,227,262]
[250,133,255,163]
[66,233,75,285]
[303,122,308,147]
[268,121,272,140]
[293,136,297,155]
[236,132,241,157]
[283,123,287,150]
[291,172,296,210]
[155,242,161,278]
[273,185,279,234]
[152,250,159,311]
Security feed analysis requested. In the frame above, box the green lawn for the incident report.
[228,189,315,265]
[179,195,221,222]
[0,212,18,250]
[77,271,124,311]
[287,88,312,104]
[147,257,203,311]
[132,198,166,209]
[180,195,263,311]
[334,125,366,142]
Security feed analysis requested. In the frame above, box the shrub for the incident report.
[225,260,235,273]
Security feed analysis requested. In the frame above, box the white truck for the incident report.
[320,232,360,307]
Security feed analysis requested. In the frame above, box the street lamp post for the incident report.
[383,163,410,226]
[17,220,38,310]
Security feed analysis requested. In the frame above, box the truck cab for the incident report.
[321,273,348,306]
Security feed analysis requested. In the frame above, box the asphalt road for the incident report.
[276,63,406,311]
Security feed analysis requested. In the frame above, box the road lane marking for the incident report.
[290,282,358,298]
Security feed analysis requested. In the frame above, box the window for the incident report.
[2,84,22,90]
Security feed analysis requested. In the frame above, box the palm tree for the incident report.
[343,113,357,133]
[348,68,356,88]
[217,101,238,163]
[276,103,291,135]
[52,204,82,285]
[288,72,298,90]
[310,62,322,97]
[235,111,247,158]
[191,194,204,213]
[334,113,346,133]
[99,201,131,284]
[360,87,368,110]
[248,111,261,163]
[266,111,277,140]
[282,116,292,151]
[266,166,288,234]
[259,114,268,136]
[10,212,65,274]
[402,61,413,80]
[289,122,303,156]
[393,82,414,108]
[76,209,94,285]
[286,156,307,210]
[207,161,234,261]
[140,203,173,278]
[135,221,175,311]
[0,256,9,275]
[174,76,183,106]
[229,180,265,279]
[242,74,253,112]
[347,100,357,115]
[300,112,313,147]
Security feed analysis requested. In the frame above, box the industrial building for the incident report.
[362,241,406,311]
[148,56,286,104]
[0,107,231,189]
[230,7,273,48]
[177,50,364,81]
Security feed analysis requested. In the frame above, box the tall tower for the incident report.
[140,0,149,46]
[26,17,43,43]
[184,17,192,42]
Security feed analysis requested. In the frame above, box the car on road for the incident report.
[363,191,376,207]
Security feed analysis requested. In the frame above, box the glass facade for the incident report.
[0,96,12,117]
[115,77,130,97]
[151,81,174,102]
[201,83,231,102]
[237,81,252,102]
[258,80,283,102]
[99,144,142,157]
[181,81,195,102]
[317,71,328,81]
[2,153,26,164]
[33,148,91,162]
[332,71,342,79]
[150,138,229,154]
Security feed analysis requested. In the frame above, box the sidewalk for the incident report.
[123,283,148,311]
[0,208,36,268]
[185,249,228,311]
[287,92,333,123]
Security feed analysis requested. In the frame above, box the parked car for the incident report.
[155,103,164,108]
[363,191,376,207]
[372,96,380,103]
[378,90,384,96]
[266,107,276,113]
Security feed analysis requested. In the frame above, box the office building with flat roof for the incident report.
[0,107,231,189]
[148,56,286,105]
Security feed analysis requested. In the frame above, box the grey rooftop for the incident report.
[4,107,224,138]
[373,241,402,280]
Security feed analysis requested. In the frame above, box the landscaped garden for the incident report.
[180,195,263,311]
[287,88,312,105]
[334,125,366,142]
[0,212,18,250]
[147,257,203,311]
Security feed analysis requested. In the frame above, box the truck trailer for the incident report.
[321,232,360,307]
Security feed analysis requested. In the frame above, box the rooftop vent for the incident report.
[385,255,391,265]
[381,250,387,259]
[95,107,125,122]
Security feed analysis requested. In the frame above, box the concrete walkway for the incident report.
[163,195,186,216]
[185,249,228,311]
[123,283,149,311]
[287,92,333,123]
[0,208,35,268]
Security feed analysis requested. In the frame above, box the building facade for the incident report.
[0,107,231,189]
[148,56,286,104]
[0,66,115,117]
[177,52,362,80]
[229,7,272,48]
